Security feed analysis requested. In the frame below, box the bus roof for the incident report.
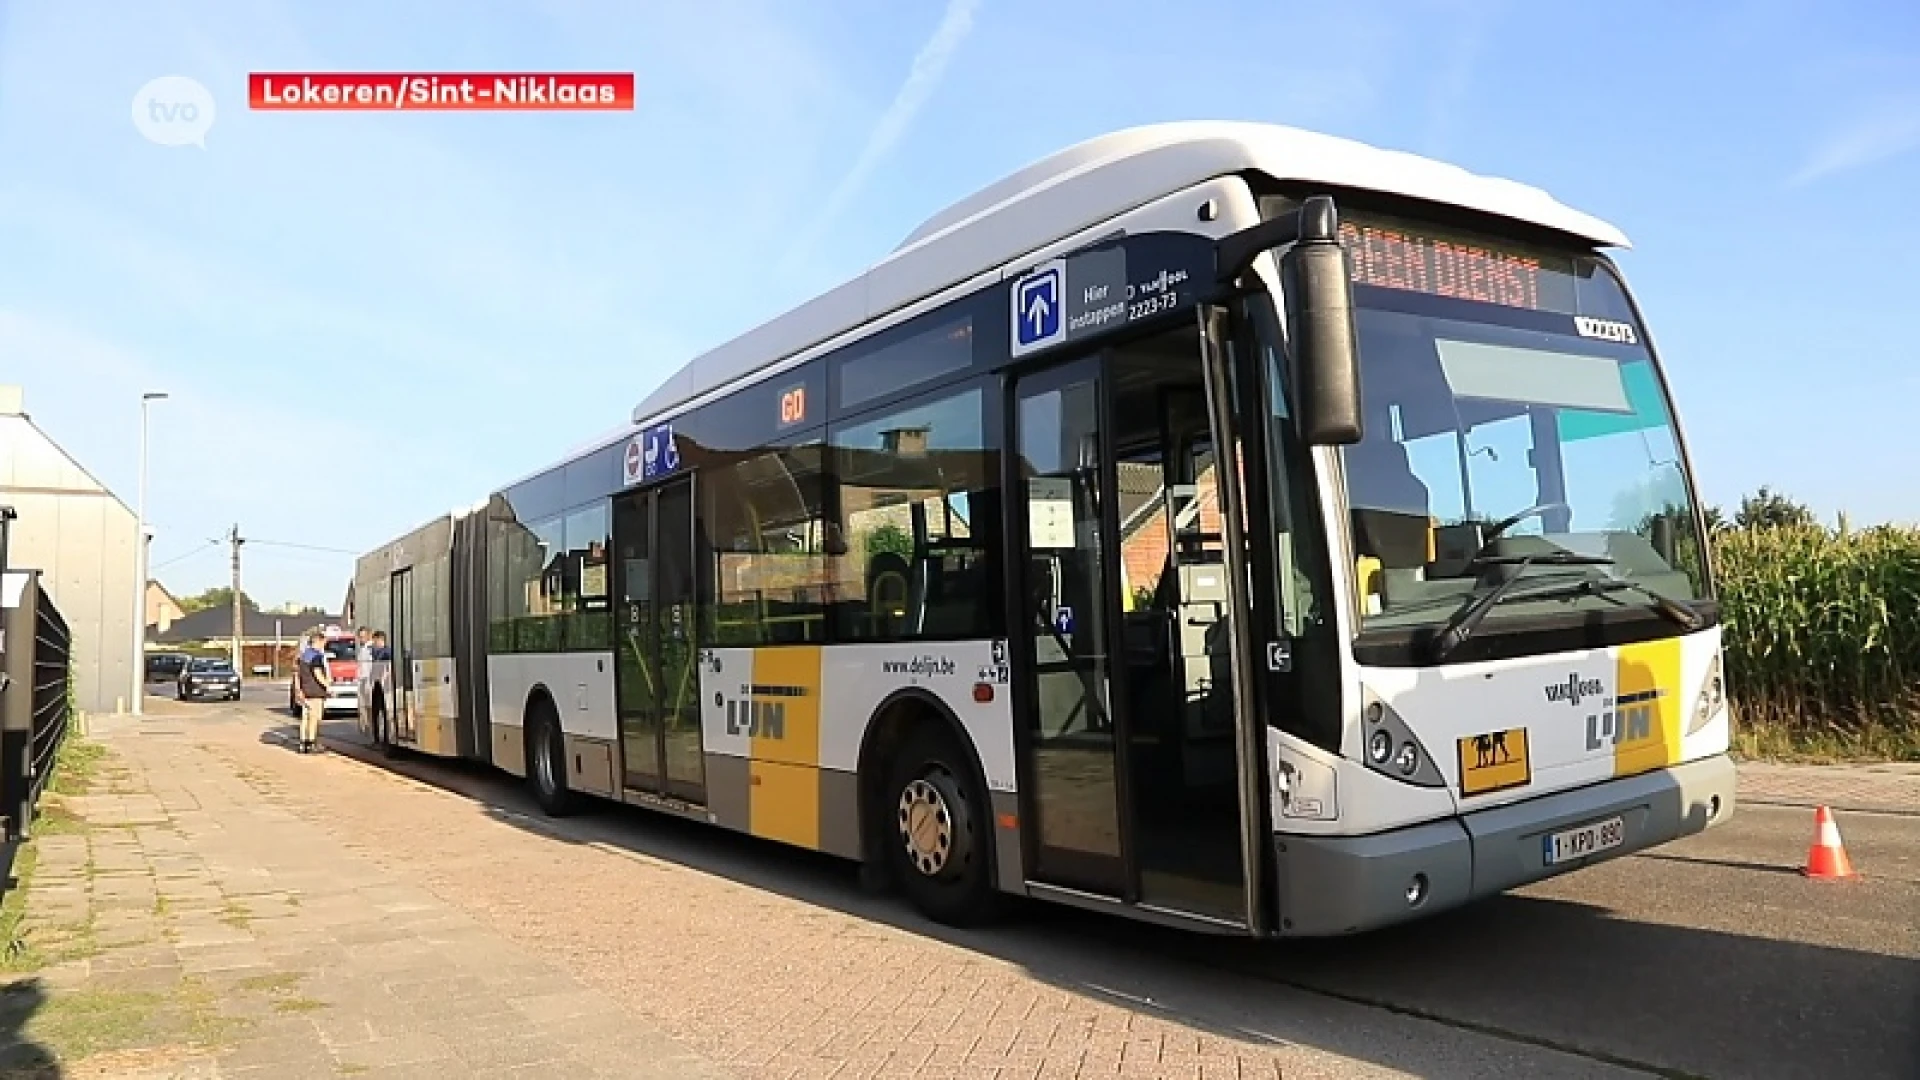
[626,120,1628,428]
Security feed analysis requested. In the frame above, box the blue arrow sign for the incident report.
[1011,260,1065,356]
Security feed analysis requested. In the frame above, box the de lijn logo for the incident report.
[133,76,216,148]
[1545,672,1669,752]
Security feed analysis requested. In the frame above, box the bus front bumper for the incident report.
[1271,752,1737,937]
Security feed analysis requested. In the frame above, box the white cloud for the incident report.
[778,0,985,274]
[1787,95,1920,187]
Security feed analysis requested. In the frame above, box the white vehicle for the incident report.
[345,121,1733,936]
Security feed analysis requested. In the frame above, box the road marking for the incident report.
[1740,799,1919,819]
[1078,983,1163,1009]
[1233,1026,1296,1047]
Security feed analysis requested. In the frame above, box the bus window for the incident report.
[829,381,1002,643]
[700,441,831,645]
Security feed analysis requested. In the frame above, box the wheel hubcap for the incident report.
[897,776,955,877]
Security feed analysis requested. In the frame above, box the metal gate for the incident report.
[1,512,74,843]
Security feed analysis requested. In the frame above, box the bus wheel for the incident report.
[528,700,577,818]
[883,725,998,927]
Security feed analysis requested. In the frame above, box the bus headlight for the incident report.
[1688,652,1726,735]
[1368,729,1393,764]
[1358,688,1446,789]
[1394,743,1420,776]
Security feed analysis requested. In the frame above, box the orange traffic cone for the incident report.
[1802,805,1858,879]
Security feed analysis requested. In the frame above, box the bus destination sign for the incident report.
[1340,220,1546,311]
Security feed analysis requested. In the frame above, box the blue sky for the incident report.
[1,0,1915,609]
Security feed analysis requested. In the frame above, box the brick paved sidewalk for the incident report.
[1737,761,1920,815]
[40,699,1895,1079]
[3,711,728,1079]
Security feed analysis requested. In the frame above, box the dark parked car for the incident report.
[177,657,241,701]
[146,652,189,682]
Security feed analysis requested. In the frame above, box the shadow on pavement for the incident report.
[290,717,1917,1080]
[0,841,62,1078]
[0,979,59,1079]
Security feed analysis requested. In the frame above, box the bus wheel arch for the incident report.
[522,686,578,818]
[856,689,1002,926]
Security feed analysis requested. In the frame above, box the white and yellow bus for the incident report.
[346,121,1734,937]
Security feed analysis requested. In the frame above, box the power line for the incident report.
[151,538,223,570]
[246,538,360,555]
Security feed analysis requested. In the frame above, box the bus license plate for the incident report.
[1543,815,1624,865]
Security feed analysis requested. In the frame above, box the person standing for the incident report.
[295,631,329,754]
[368,629,395,743]
[354,626,373,714]
[292,633,319,717]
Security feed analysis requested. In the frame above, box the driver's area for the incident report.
[1340,301,1705,647]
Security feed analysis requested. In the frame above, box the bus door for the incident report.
[1010,323,1260,929]
[611,478,708,805]
[387,568,416,743]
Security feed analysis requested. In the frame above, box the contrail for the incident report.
[780,0,984,273]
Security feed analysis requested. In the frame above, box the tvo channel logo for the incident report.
[132,76,216,148]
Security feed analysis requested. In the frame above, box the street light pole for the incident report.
[133,391,167,717]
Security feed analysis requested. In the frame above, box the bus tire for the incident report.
[527,697,578,818]
[882,723,1000,928]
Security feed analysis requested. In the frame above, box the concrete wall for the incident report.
[0,403,140,716]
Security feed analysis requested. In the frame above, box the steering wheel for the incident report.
[1465,501,1571,565]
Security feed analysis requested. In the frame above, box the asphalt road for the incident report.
[181,682,1919,1079]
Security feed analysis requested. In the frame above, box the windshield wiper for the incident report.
[1428,560,1702,661]
[1428,555,1562,660]
[1553,575,1705,631]
[1468,550,1615,570]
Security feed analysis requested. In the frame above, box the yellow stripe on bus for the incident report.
[745,646,822,849]
[1613,639,1683,778]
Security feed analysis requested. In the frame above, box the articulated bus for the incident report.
[346,121,1734,937]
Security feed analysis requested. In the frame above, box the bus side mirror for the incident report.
[1281,198,1363,446]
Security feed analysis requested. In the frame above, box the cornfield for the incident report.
[1712,522,1920,747]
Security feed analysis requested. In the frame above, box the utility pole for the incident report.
[229,524,246,673]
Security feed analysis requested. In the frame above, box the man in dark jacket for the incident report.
[295,631,329,753]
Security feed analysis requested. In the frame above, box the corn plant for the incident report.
[1713,521,1919,737]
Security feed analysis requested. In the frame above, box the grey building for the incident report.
[0,384,139,716]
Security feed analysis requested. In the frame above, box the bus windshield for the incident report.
[1330,214,1708,642]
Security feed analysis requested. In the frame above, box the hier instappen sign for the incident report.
[1007,232,1213,358]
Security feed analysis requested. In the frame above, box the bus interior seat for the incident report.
[1345,437,1432,570]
